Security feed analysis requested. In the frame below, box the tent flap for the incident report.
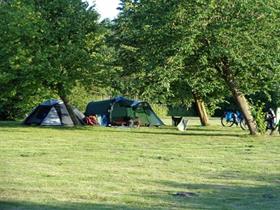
[41,107,62,126]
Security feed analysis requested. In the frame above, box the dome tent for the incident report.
[85,96,164,127]
[23,99,85,126]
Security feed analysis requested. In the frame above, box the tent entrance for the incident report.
[110,103,135,125]
[135,107,150,126]
[41,107,62,126]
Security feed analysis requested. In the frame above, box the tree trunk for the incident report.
[232,90,257,135]
[220,61,258,135]
[193,92,209,126]
[59,92,80,126]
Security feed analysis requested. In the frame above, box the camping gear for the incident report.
[23,99,85,126]
[177,118,189,131]
[172,116,183,126]
[85,96,164,127]
[85,115,99,126]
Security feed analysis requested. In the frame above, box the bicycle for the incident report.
[221,111,247,130]
[221,109,280,134]
[267,119,280,135]
[240,116,280,135]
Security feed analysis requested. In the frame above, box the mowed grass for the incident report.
[1,119,280,210]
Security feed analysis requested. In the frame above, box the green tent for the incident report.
[85,96,164,126]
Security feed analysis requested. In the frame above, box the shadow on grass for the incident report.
[0,121,248,137]
[2,184,279,210]
[98,127,247,137]
[208,170,280,184]
[146,178,280,209]
[0,201,149,210]
[2,172,280,210]
[0,121,22,127]
[127,130,245,137]
[0,121,90,131]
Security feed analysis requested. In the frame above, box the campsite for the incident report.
[1,0,280,209]
[1,120,280,210]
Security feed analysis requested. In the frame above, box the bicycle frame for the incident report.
[224,111,243,123]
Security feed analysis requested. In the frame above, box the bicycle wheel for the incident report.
[269,124,279,135]
[221,116,234,127]
[240,119,248,130]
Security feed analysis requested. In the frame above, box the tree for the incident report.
[33,0,104,125]
[1,0,107,124]
[180,0,280,135]
[113,0,227,126]
[0,0,52,120]
[114,0,280,134]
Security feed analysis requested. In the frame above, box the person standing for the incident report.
[266,108,276,129]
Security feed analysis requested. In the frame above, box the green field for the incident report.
[1,119,280,210]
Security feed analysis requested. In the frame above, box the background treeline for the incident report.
[0,0,279,134]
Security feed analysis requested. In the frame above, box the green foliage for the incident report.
[150,104,168,118]
[30,0,102,97]
[0,0,112,119]
[0,1,51,119]
[115,0,278,105]
[114,0,280,133]
[249,88,280,110]
[0,89,55,120]
[251,102,267,134]
[112,0,184,102]
[69,84,110,112]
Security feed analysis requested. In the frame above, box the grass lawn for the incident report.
[1,119,280,210]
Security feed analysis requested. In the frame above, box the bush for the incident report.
[69,84,110,112]
[251,102,267,134]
